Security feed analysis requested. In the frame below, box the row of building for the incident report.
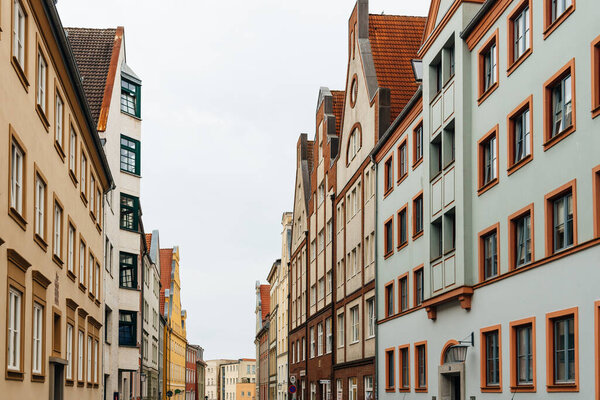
[0,0,205,399]
[256,0,600,399]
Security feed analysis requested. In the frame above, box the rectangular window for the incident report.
[480,227,499,281]
[385,348,395,390]
[508,1,531,71]
[326,219,333,243]
[413,121,423,165]
[66,324,73,380]
[553,192,573,252]
[310,327,315,358]
[399,345,410,391]
[318,230,324,252]
[88,253,94,296]
[398,139,408,181]
[348,377,357,400]
[119,310,137,346]
[366,297,375,338]
[385,282,394,317]
[120,193,139,231]
[53,200,63,260]
[415,342,427,391]
[486,332,500,385]
[399,275,408,312]
[337,314,344,347]
[55,93,64,147]
[509,206,533,269]
[119,252,138,289]
[79,240,86,286]
[414,268,424,307]
[86,335,92,382]
[384,155,393,194]
[326,270,332,295]
[318,183,325,205]
[120,135,141,175]
[478,128,498,192]
[37,51,47,113]
[364,376,373,400]
[34,175,46,240]
[325,317,332,354]
[544,60,575,149]
[121,77,141,117]
[507,96,533,173]
[397,206,408,248]
[413,193,423,237]
[478,30,499,101]
[7,287,22,371]
[547,308,578,390]
[547,0,573,28]
[514,108,531,164]
[351,306,359,343]
[32,302,43,375]
[10,140,25,215]
[552,74,572,138]
[77,330,84,381]
[384,217,393,257]
[317,323,323,356]
[80,152,87,200]
[12,0,26,67]
[510,318,535,389]
[69,127,77,174]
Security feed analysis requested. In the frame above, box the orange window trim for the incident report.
[397,137,409,185]
[543,0,575,40]
[595,301,600,400]
[478,223,500,282]
[397,272,408,314]
[398,344,410,392]
[593,165,600,238]
[477,125,499,195]
[384,280,394,317]
[385,347,395,391]
[384,154,394,197]
[414,341,428,392]
[543,59,576,151]
[412,118,424,169]
[506,96,534,175]
[480,324,503,392]
[592,35,600,119]
[412,264,424,309]
[396,203,408,250]
[545,307,579,392]
[507,0,533,76]
[477,29,500,105]
[507,203,535,271]
[543,179,578,257]
[440,339,459,365]
[412,191,424,239]
[384,216,394,258]
[509,317,536,392]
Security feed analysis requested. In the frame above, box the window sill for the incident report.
[507,154,532,176]
[34,234,48,252]
[52,254,64,268]
[36,104,50,132]
[65,379,74,386]
[80,192,88,206]
[477,177,499,196]
[543,5,575,40]
[96,222,102,234]
[120,169,141,178]
[397,172,408,186]
[54,141,66,162]
[412,157,423,170]
[510,385,535,393]
[384,388,395,393]
[5,369,24,381]
[384,250,393,260]
[383,187,394,199]
[543,125,575,151]
[507,48,532,77]
[412,230,424,241]
[8,207,27,231]
[31,373,45,383]
[121,110,142,121]
[396,242,408,252]
[88,292,95,302]
[77,381,85,387]
[414,387,428,393]
[69,170,78,187]
[79,283,86,293]
[481,385,502,393]
[11,56,29,92]
[398,387,410,393]
[593,105,600,119]
[67,270,77,282]
[547,383,578,392]
[477,81,499,106]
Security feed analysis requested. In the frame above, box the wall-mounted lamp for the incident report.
[446,332,474,363]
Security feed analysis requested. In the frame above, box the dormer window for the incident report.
[121,77,141,117]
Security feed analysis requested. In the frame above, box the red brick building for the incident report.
[255,284,270,400]
[186,344,198,400]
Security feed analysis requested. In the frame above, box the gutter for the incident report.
[41,0,114,191]
[460,0,497,39]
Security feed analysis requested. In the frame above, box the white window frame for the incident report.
[337,313,345,347]
[367,298,375,338]
[77,330,84,381]
[317,323,323,356]
[32,302,43,374]
[10,142,24,214]
[12,0,25,66]
[66,324,73,379]
[37,52,47,110]
[351,306,359,343]
[35,176,45,238]
[53,202,62,257]
[7,287,22,371]
[513,6,530,61]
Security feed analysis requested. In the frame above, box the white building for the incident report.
[277,213,292,400]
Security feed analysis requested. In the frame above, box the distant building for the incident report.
[236,382,256,400]
[205,359,236,400]
[186,344,199,400]
[267,262,280,400]
[277,213,292,400]
[255,283,270,400]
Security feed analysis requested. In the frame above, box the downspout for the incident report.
[329,193,336,396]
[370,154,379,400]
[140,250,145,400]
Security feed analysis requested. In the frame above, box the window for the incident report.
[432,61,442,95]
[366,298,375,338]
[37,51,48,114]
[544,60,575,149]
[478,31,498,103]
[318,183,325,205]
[415,342,427,391]
[77,330,84,381]
[507,96,533,173]
[55,93,65,150]
[545,181,576,255]
[510,317,536,389]
[481,326,501,391]
[120,252,138,289]
[479,225,499,281]
[326,270,332,295]
[32,302,43,375]
[385,348,395,390]
[347,127,360,162]
[399,275,408,312]
[66,324,73,380]
[543,0,574,37]
[318,230,324,253]
[546,308,578,390]
[385,282,394,317]
[69,127,77,174]
[397,206,408,248]
[350,306,359,343]
[508,0,532,73]
[384,155,393,194]
[34,175,46,240]
[399,345,410,391]
[80,152,87,200]
[326,220,333,243]
[384,217,393,257]
[398,139,408,181]
[12,0,26,67]
[593,36,600,118]
[119,311,137,346]
[325,317,332,354]
[414,267,424,307]
[86,335,92,382]
[79,240,86,286]
[348,377,357,400]
[10,139,25,216]
[478,126,498,193]
[413,121,424,167]
[364,376,373,400]
[310,327,315,358]
[120,135,141,175]
[88,253,95,296]
[120,193,139,231]
[509,205,533,270]
[337,314,344,347]
[121,77,141,117]
[310,284,316,306]
[7,287,22,371]
[317,323,323,356]
[413,193,423,237]
[53,200,63,260]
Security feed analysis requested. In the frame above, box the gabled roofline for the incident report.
[460,0,496,39]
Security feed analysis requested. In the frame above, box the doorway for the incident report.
[438,363,464,400]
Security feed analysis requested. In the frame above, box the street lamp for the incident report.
[445,332,474,364]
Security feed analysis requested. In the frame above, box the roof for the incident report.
[260,284,270,321]
[331,90,345,135]
[145,234,152,251]
[159,248,173,315]
[368,15,426,119]
[64,27,117,125]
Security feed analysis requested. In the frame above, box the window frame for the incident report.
[478,223,500,282]
[119,252,138,289]
[544,179,577,256]
[7,285,24,377]
[11,0,29,88]
[509,316,536,392]
[384,347,395,391]
[397,137,408,184]
[35,45,49,128]
[118,310,137,347]
[398,273,408,313]
[120,134,141,175]
[545,307,579,392]
[383,154,394,196]
[543,59,576,151]
[508,204,534,270]
[414,341,427,392]
[593,165,600,238]
[412,191,424,239]
[398,344,410,392]
[413,266,424,307]
[366,297,375,339]
[543,0,575,39]
[52,194,64,266]
[384,280,394,318]
[9,128,27,229]
[477,29,499,105]
[592,35,600,119]
[350,305,359,343]
[507,0,533,76]
[396,204,408,250]
[54,88,66,156]
[477,125,499,195]
[33,168,48,249]
[337,313,344,347]
[383,216,394,258]
[480,325,502,392]
[120,193,140,232]
[412,119,424,169]
[120,76,141,117]
[507,96,534,174]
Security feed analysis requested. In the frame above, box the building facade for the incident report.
[374,0,600,399]
[195,348,206,400]
[0,0,113,399]
[276,213,292,400]
[186,344,198,400]
[255,283,270,400]
[142,232,161,399]
[267,261,280,400]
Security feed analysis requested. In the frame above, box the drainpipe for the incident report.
[140,251,145,400]
[370,155,379,400]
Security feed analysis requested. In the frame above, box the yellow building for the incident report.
[0,0,113,399]
[160,246,187,399]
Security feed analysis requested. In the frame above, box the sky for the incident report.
[56,0,430,360]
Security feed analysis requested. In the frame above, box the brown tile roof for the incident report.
[331,90,345,135]
[145,234,152,251]
[64,27,117,125]
[260,284,270,321]
[368,15,426,119]
[159,248,173,315]
[306,140,315,176]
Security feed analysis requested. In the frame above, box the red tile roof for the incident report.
[368,15,426,119]
[260,285,270,321]
[331,90,345,135]
[159,248,173,315]
[306,140,315,175]
[64,27,117,125]
[145,234,152,251]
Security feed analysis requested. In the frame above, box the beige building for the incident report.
[222,359,257,400]
[276,213,292,400]
[236,382,256,400]
[0,0,113,399]
[205,359,236,400]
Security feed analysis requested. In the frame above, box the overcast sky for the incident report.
[57,0,430,360]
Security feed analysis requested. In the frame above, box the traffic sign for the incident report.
[289,385,297,394]
[290,376,296,384]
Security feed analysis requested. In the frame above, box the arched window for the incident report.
[347,126,361,163]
